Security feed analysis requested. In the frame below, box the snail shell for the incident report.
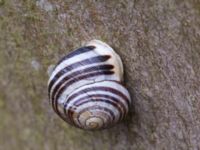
[48,40,131,130]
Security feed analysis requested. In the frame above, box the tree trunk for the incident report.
[0,0,200,150]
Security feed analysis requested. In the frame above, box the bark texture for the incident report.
[0,0,200,150]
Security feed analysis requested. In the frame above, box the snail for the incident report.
[48,40,131,130]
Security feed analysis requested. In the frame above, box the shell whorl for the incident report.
[48,40,131,130]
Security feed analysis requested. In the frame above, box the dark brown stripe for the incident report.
[48,55,111,97]
[54,70,114,102]
[66,86,130,107]
[70,94,127,119]
[54,46,95,69]
[48,64,114,98]
[52,71,114,117]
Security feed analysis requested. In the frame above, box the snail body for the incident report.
[48,40,131,130]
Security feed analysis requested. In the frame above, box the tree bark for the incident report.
[0,0,200,150]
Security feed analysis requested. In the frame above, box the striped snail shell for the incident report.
[48,40,131,130]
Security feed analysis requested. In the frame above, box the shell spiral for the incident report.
[48,40,131,130]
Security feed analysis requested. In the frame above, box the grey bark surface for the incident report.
[0,0,200,150]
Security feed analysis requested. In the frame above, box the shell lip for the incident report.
[86,39,113,50]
